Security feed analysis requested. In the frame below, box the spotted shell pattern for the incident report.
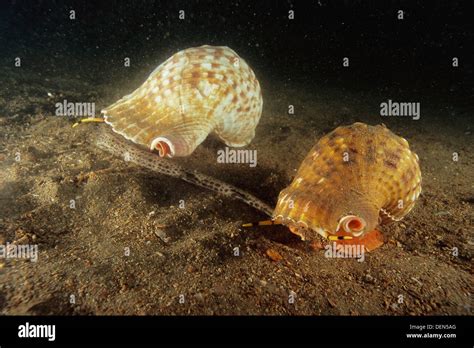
[273,123,422,240]
[101,45,263,157]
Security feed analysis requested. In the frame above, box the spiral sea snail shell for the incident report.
[101,45,263,158]
[273,122,422,250]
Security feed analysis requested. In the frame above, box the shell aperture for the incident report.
[273,122,422,243]
[101,45,263,158]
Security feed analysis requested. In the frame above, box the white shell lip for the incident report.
[338,215,366,237]
[273,214,329,239]
[102,112,143,148]
[150,137,176,158]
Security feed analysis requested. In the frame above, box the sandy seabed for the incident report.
[0,68,472,315]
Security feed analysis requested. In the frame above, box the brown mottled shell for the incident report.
[101,45,262,157]
[273,122,422,240]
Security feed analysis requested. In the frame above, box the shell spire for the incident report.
[101,45,263,157]
[273,122,422,243]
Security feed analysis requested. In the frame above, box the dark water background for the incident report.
[1,0,472,93]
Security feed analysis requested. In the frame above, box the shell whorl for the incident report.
[101,45,263,157]
[273,122,422,240]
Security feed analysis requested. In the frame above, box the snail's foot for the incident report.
[332,229,384,252]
